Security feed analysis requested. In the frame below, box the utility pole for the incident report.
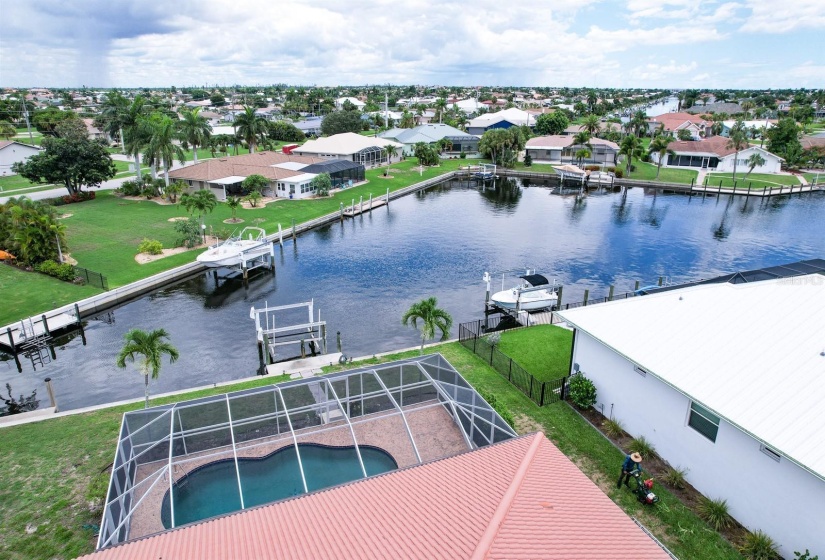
[21,97,34,144]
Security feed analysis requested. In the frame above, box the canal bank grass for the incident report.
[0,343,740,560]
[627,161,699,184]
[0,372,291,560]
[704,172,801,189]
[0,264,103,326]
[495,325,573,382]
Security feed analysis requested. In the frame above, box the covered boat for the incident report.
[490,273,558,311]
[196,227,270,268]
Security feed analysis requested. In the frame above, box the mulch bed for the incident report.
[577,405,751,550]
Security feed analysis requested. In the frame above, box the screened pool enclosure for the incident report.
[97,354,517,549]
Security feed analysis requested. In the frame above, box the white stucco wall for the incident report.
[0,143,41,176]
[572,331,825,559]
[716,147,783,174]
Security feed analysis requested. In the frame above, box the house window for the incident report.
[760,444,781,462]
[688,401,720,442]
[634,365,647,377]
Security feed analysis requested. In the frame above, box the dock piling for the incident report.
[44,377,58,411]
[634,280,640,291]
[300,339,306,359]
[292,219,296,240]
[582,289,589,306]
[386,187,390,205]
[336,331,342,353]
[41,315,50,337]
[658,276,663,286]
[556,286,563,309]
[6,327,16,353]
[608,285,614,301]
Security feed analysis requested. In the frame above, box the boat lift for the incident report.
[483,267,562,326]
[236,240,276,281]
[250,300,328,374]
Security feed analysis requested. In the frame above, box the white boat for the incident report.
[587,171,615,185]
[196,227,270,268]
[490,273,559,311]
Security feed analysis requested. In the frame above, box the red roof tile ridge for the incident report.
[470,432,544,560]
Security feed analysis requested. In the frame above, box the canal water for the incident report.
[3,179,823,410]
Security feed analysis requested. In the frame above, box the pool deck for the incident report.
[127,400,469,540]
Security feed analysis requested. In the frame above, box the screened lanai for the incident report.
[355,145,387,167]
[97,354,517,549]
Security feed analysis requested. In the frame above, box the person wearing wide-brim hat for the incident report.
[617,452,643,488]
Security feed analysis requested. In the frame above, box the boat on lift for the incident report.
[196,227,270,268]
[486,270,559,311]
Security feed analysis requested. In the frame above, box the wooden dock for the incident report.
[342,198,388,217]
[3,312,79,348]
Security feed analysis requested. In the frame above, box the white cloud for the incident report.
[585,24,726,51]
[740,0,825,33]
[632,60,699,81]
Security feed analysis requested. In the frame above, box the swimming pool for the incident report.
[161,443,397,528]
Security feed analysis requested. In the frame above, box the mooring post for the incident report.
[41,315,50,337]
[44,377,58,412]
[73,303,81,323]
[339,202,344,221]
[634,280,640,292]
[386,187,390,205]
[336,331,342,353]
[608,285,614,301]
[291,219,296,240]
[320,324,327,354]
[278,223,283,246]
[369,193,373,212]
[359,195,363,214]
[658,276,663,286]
[556,286,563,309]
[300,339,306,359]
[257,339,266,375]
[583,289,589,306]
[6,327,16,354]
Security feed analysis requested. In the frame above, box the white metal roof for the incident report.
[271,161,307,171]
[211,175,247,185]
[556,275,825,480]
[296,132,402,156]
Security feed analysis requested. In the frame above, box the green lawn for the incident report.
[495,325,573,382]
[0,265,102,325]
[0,174,40,193]
[627,160,699,184]
[704,172,801,189]
[0,343,742,559]
[803,172,823,185]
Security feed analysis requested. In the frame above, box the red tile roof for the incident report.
[81,433,671,560]
[649,112,708,132]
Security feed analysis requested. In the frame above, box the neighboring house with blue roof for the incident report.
[466,108,535,136]
[378,124,479,156]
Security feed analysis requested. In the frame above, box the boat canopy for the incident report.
[519,274,549,287]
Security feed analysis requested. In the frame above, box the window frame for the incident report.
[687,401,720,443]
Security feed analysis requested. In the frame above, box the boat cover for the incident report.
[519,274,549,287]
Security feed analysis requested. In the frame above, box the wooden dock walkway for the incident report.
[3,312,79,349]
[342,198,388,217]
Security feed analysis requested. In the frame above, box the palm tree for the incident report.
[582,114,601,136]
[399,110,415,129]
[116,328,179,408]
[620,135,644,175]
[142,113,186,187]
[0,121,16,140]
[99,90,129,151]
[234,106,267,153]
[178,108,212,163]
[180,189,218,234]
[122,95,149,180]
[383,144,398,173]
[226,196,242,222]
[434,97,448,124]
[571,131,591,164]
[631,110,648,137]
[745,153,766,177]
[575,148,591,167]
[402,297,453,353]
[726,121,749,182]
[648,134,675,179]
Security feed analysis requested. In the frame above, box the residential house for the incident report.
[466,108,535,136]
[82,118,105,141]
[378,123,478,156]
[293,116,323,137]
[685,102,744,115]
[525,135,619,165]
[292,132,402,168]
[334,96,366,110]
[646,113,709,140]
[168,151,364,200]
[0,141,42,176]
[719,120,775,138]
[554,261,825,559]
[653,136,782,173]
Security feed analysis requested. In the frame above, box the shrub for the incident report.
[740,530,780,559]
[35,259,76,282]
[459,152,467,159]
[137,238,163,255]
[477,388,515,429]
[585,165,601,171]
[628,436,657,459]
[662,466,689,490]
[697,496,733,531]
[567,373,597,409]
[523,153,532,167]
[174,217,201,248]
[794,550,819,560]
[614,168,625,178]
[119,180,142,197]
[602,417,625,439]
[310,173,332,197]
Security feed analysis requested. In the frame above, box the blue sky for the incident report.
[0,0,823,89]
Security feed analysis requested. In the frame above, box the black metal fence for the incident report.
[74,266,109,290]
[458,321,567,406]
